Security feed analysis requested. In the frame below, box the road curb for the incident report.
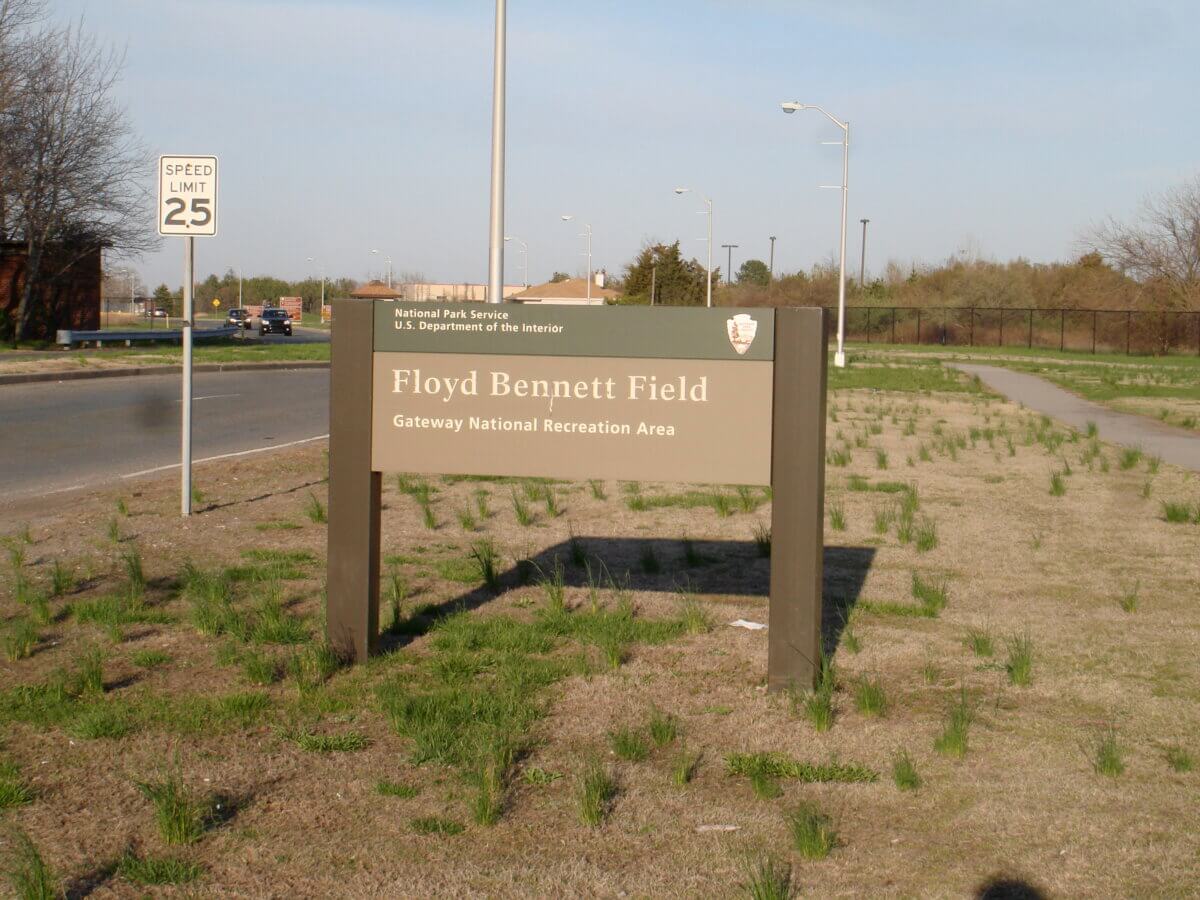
[0,360,331,387]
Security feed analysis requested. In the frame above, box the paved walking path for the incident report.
[952,363,1200,474]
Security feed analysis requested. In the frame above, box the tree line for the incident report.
[0,0,151,342]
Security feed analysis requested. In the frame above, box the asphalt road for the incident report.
[953,363,1200,473]
[0,368,330,503]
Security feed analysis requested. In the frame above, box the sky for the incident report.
[52,0,1200,290]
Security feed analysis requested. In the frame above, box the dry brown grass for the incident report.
[1,383,1198,897]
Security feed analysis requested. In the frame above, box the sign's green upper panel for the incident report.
[372,302,775,361]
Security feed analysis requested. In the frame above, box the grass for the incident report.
[135,769,212,845]
[510,489,535,526]
[965,626,994,657]
[116,852,203,886]
[0,758,34,809]
[648,707,679,747]
[49,561,74,597]
[1118,447,1144,471]
[608,726,650,762]
[1005,632,1034,686]
[1165,746,1193,773]
[131,649,171,668]
[1093,729,1126,777]
[892,749,921,791]
[303,493,327,524]
[828,499,847,531]
[725,752,878,784]
[786,803,838,859]
[292,730,370,753]
[588,479,606,500]
[911,572,948,615]
[742,857,796,900]
[672,749,701,786]
[470,539,501,592]
[934,688,974,759]
[578,759,617,827]
[1050,471,1067,496]
[4,618,39,661]
[241,650,280,685]
[456,506,476,531]
[522,766,562,786]
[3,830,57,900]
[1161,500,1199,524]
[375,779,420,798]
[914,516,939,552]
[752,522,771,557]
[854,677,888,717]
[1118,582,1140,614]
[410,816,464,836]
[639,543,661,574]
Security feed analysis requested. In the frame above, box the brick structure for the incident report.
[0,242,102,341]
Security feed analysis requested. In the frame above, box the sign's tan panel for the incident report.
[370,352,774,485]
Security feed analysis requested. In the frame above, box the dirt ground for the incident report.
[1,382,1199,898]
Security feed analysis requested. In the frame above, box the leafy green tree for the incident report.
[737,259,770,287]
[623,241,719,306]
[549,271,570,284]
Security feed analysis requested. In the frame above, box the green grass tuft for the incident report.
[742,856,796,900]
[135,770,211,845]
[116,851,203,886]
[410,816,464,836]
[578,759,616,827]
[375,779,419,798]
[1093,729,1125,777]
[786,803,837,859]
[891,749,921,791]
[608,726,650,762]
[934,688,974,759]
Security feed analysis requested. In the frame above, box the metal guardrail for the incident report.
[56,324,240,347]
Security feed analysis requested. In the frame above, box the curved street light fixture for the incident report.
[560,215,592,303]
[781,101,850,367]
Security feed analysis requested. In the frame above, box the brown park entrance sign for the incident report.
[327,300,828,690]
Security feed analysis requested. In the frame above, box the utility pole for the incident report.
[722,244,739,285]
[769,236,777,281]
[650,266,656,306]
[859,218,869,286]
[487,0,507,303]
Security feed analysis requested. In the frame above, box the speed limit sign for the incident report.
[158,155,218,236]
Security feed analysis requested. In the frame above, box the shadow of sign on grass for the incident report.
[377,537,874,658]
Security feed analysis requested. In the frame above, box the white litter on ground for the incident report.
[729,619,767,631]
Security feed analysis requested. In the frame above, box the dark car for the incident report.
[259,307,293,336]
[226,308,251,329]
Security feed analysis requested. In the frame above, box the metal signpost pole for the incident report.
[158,153,218,517]
[769,235,776,281]
[487,0,506,304]
[181,236,194,516]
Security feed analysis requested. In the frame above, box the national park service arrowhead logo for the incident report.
[726,313,758,355]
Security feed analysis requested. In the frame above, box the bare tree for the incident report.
[1087,176,1200,310]
[0,14,153,341]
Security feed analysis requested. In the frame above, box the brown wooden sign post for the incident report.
[327,300,827,690]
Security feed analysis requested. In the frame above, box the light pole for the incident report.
[560,215,592,303]
[487,0,506,303]
[859,218,869,286]
[722,244,739,284]
[371,250,393,288]
[504,235,529,287]
[781,100,850,367]
[674,188,713,308]
[307,256,326,318]
[769,236,777,281]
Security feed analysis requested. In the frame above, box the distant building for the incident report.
[511,277,620,306]
[349,281,524,302]
[0,242,101,340]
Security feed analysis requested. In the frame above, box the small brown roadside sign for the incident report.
[326,300,827,691]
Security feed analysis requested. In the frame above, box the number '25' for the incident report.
[164,198,212,228]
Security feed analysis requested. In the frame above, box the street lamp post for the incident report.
[781,100,850,368]
[674,188,713,308]
[487,0,507,304]
[722,244,739,285]
[371,249,393,288]
[859,218,869,286]
[504,235,529,288]
[307,256,326,318]
[560,216,592,303]
[769,236,777,281]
